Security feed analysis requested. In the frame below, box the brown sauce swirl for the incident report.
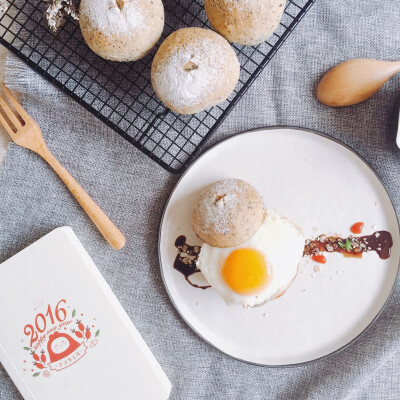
[303,231,393,260]
[173,235,210,289]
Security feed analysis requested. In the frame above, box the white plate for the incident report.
[158,127,400,366]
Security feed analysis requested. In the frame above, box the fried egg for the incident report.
[196,209,305,306]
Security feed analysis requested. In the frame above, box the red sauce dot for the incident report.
[23,360,26,363]
[351,222,364,234]
[312,254,327,264]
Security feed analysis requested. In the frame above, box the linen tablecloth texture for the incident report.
[1,1,400,399]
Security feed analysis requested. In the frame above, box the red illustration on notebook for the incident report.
[47,331,80,363]
[22,299,101,378]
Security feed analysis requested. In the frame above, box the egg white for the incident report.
[196,209,305,306]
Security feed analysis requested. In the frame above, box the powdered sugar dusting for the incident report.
[80,0,144,33]
[195,179,243,235]
[153,36,236,110]
[45,0,79,32]
[219,0,276,8]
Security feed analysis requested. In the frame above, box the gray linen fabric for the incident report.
[1,1,400,399]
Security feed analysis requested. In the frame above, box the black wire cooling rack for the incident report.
[0,0,316,173]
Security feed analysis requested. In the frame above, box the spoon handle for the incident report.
[384,61,400,76]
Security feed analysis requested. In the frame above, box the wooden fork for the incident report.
[0,85,126,250]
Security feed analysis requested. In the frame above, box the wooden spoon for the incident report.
[317,59,400,107]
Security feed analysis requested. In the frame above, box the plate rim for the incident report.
[158,125,400,367]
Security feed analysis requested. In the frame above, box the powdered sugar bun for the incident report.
[151,27,240,115]
[204,0,285,46]
[79,0,164,62]
[192,179,265,248]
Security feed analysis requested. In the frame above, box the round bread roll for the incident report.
[204,0,285,46]
[79,0,164,62]
[151,27,240,114]
[192,179,265,248]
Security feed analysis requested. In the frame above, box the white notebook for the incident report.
[0,227,171,400]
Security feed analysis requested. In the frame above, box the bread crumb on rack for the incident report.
[44,0,80,32]
[0,0,9,16]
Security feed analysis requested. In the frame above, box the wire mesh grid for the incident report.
[0,0,315,173]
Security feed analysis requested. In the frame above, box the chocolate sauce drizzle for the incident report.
[173,236,210,289]
[303,231,393,260]
[174,230,393,288]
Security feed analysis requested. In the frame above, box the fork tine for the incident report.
[0,95,22,130]
[2,84,30,122]
[0,107,17,138]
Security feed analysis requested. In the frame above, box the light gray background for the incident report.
[1,1,400,399]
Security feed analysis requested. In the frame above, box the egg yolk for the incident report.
[222,248,270,295]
